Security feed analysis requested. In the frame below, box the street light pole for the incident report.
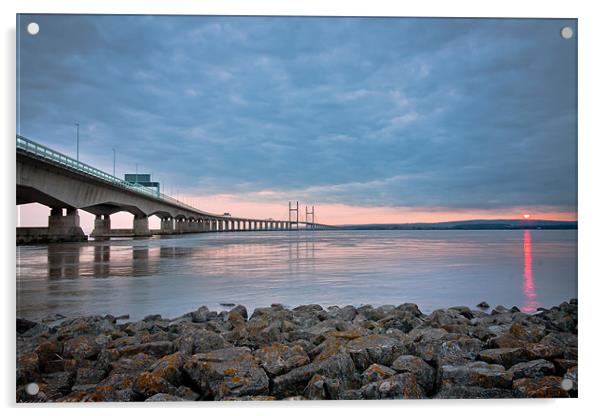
[75,123,80,161]
[112,148,116,177]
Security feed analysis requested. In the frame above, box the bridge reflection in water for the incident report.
[47,243,162,279]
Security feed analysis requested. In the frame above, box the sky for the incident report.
[17,15,577,229]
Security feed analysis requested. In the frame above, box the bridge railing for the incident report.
[16,135,207,215]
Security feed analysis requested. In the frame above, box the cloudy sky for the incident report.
[17,15,577,227]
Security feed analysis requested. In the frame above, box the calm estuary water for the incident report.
[16,230,577,321]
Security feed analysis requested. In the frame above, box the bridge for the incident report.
[16,135,335,244]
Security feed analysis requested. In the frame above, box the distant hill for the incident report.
[338,219,577,230]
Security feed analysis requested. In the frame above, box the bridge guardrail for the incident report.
[16,134,209,215]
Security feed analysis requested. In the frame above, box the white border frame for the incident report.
[2,1,599,415]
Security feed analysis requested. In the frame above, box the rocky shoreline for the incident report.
[17,299,578,402]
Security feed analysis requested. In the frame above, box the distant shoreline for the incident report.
[335,219,577,231]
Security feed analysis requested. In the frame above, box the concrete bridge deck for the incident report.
[16,135,335,244]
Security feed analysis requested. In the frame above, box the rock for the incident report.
[477,348,528,368]
[553,358,578,375]
[491,305,509,315]
[145,393,185,401]
[488,333,528,349]
[411,335,483,365]
[34,341,62,372]
[132,371,173,398]
[271,352,357,398]
[339,389,363,400]
[174,385,200,400]
[310,337,349,362]
[361,364,397,385]
[254,342,309,377]
[538,332,578,360]
[149,352,186,386]
[509,359,555,379]
[476,302,490,309]
[117,341,173,357]
[63,336,102,360]
[304,374,342,400]
[75,367,106,385]
[17,352,39,385]
[390,355,435,391]
[175,330,230,354]
[346,335,406,370]
[326,327,372,340]
[191,306,210,323]
[513,376,569,398]
[229,305,248,321]
[327,305,357,321]
[361,373,425,399]
[183,347,269,400]
[17,318,39,334]
[222,395,277,401]
[508,322,547,343]
[449,306,475,320]
[41,371,75,400]
[377,311,423,333]
[109,352,155,375]
[439,361,512,389]
[434,386,515,399]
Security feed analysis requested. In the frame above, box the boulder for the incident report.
[361,364,397,385]
[346,335,407,370]
[411,335,483,365]
[512,376,569,398]
[174,330,230,354]
[477,348,528,368]
[508,359,555,379]
[361,373,425,399]
[390,355,435,391]
[74,367,106,385]
[132,371,174,398]
[434,386,514,399]
[439,361,512,389]
[148,351,186,386]
[327,305,357,322]
[304,374,342,400]
[254,342,309,377]
[183,347,269,400]
[117,341,173,358]
[271,352,357,398]
[145,393,185,401]
[191,306,210,323]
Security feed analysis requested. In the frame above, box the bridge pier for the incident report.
[90,214,111,238]
[160,217,174,233]
[175,219,184,233]
[133,215,150,236]
[44,207,86,242]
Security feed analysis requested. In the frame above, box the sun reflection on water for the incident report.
[522,230,539,313]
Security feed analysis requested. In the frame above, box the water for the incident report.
[16,230,577,321]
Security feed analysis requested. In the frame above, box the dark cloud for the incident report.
[17,15,577,211]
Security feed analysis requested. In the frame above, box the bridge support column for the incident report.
[91,214,111,238]
[133,215,150,236]
[160,218,174,233]
[175,219,185,233]
[218,220,223,231]
[47,208,86,242]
